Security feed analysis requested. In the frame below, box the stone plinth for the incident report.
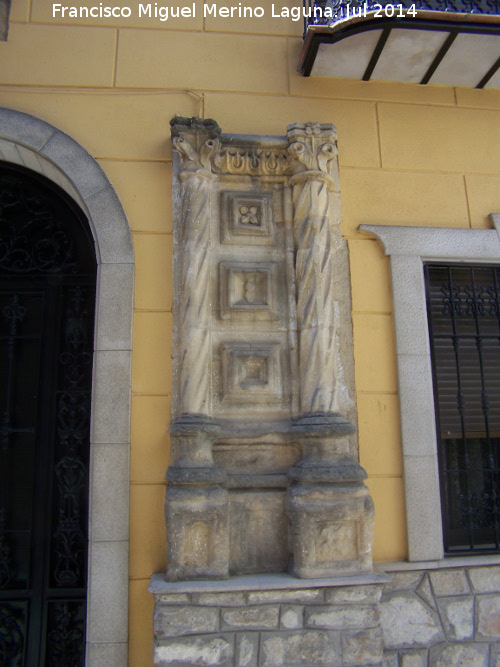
[165,414,229,581]
[287,413,374,578]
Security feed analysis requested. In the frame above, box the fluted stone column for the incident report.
[285,122,374,578]
[166,118,228,580]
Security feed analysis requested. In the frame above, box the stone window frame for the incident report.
[0,107,134,665]
[360,218,500,563]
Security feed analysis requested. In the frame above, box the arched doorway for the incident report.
[0,107,134,666]
[0,163,96,664]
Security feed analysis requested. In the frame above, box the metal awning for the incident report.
[298,2,500,87]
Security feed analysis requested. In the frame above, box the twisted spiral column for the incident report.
[291,168,338,414]
[171,127,219,417]
[286,123,374,578]
[166,118,228,581]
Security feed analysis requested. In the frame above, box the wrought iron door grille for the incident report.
[0,164,96,665]
[425,263,500,554]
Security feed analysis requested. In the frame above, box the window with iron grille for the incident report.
[425,263,500,554]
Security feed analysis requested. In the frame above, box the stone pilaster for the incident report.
[287,122,341,415]
[286,122,374,578]
[166,118,228,580]
[170,116,220,418]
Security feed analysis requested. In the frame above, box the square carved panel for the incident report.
[220,342,282,405]
[219,261,278,321]
[220,191,273,245]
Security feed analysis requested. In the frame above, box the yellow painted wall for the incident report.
[2,1,500,662]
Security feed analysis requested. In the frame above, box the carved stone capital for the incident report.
[287,122,338,183]
[170,116,221,175]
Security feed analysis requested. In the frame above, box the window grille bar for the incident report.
[448,265,474,551]
[471,267,500,549]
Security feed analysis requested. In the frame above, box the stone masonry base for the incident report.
[150,562,500,666]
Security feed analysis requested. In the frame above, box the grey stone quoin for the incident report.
[164,117,374,582]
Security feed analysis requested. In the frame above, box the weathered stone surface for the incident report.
[400,650,428,667]
[287,448,374,579]
[380,592,445,648]
[325,585,382,605]
[341,627,384,666]
[165,422,229,582]
[213,443,300,477]
[229,491,288,574]
[280,605,303,630]
[382,653,399,667]
[221,606,279,631]
[247,588,323,605]
[429,569,470,597]
[416,574,437,611]
[305,605,378,630]
[429,642,489,667]
[468,566,500,593]
[437,596,474,640]
[154,634,234,666]
[285,122,373,581]
[490,642,500,667]
[386,572,423,591]
[154,605,219,638]
[286,122,346,415]
[235,633,259,667]
[259,630,341,667]
[158,593,190,605]
[193,592,246,607]
[477,594,500,639]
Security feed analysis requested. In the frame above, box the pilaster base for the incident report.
[286,413,375,579]
[165,485,229,581]
[165,414,229,581]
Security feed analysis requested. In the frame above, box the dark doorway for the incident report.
[0,163,97,665]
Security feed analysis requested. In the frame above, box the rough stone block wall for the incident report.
[381,565,500,667]
[152,564,500,666]
[152,578,386,666]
